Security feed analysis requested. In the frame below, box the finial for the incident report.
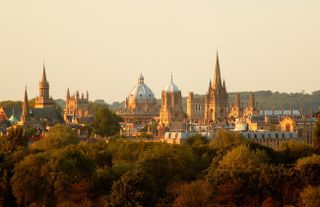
[171,73,173,82]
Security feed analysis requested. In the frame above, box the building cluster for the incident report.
[117,53,318,149]
[0,54,318,149]
[0,64,91,138]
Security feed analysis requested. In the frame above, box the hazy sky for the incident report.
[1,0,319,103]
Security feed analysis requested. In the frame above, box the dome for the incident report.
[164,76,180,92]
[128,74,156,104]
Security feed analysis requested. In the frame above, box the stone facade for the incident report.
[187,53,229,124]
[64,89,90,123]
[34,64,55,109]
[117,74,159,123]
[159,77,185,131]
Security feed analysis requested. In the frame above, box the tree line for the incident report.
[1,122,320,207]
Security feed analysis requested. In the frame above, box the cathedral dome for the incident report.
[128,74,156,104]
[164,76,180,93]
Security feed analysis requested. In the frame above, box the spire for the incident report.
[21,86,30,122]
[138,73,144,84]
[66,88,70,99]
[86,91,89,100]
[214,51,222,89]
[41,62,48,83]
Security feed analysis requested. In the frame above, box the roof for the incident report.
[128,74,156,104]
[164,78,180,93]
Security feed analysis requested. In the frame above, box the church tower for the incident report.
[159,75,185,131]
[204,52,229,124]
[35,63,55,108]
[20,87,30,123]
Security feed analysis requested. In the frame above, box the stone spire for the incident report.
[42,62,48,83]
[214,51,222,90]
[66,88,70,99]
[21,86,30,122]
[86,91,89,100]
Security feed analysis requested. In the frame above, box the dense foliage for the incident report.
[1,127,320,207]
[89,104,123,137]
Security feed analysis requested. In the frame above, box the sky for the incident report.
[0,0,319,103]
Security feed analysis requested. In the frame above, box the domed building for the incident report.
[118,74,159,124]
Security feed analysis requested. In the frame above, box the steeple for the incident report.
[86,91,89,100]
[66,88,70,99]
[41,62,48,83]
[214,51,222,90]
[21,86,30,122]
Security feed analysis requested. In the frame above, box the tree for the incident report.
[210,129,245,148]
[31,125,80,151]
[11,153,54,207]
[6,126,28,152]
[90,105,122,137]
[171,180,213,207]
[185,135,209,146]
[109,169,156,207]
[218,145,270,170]
[295,154,320,186]
[314,115,320,146]
[279,140,320,164]
[300,186,320,207]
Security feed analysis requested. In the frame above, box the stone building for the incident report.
[229,93,258,121]
[159,76,185,131]
[117,74,158,123]
[18,66,63,129]
[35,64,55,109]
[64,89,90,124]
[187,92,205,123]
[187,53,229,124]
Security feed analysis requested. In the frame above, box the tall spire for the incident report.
[41,62,48,83]
[214,51,222,89]
[66,88,70,99]
[21,86,30,122]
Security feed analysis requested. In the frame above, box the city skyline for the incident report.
[1,0,319,103]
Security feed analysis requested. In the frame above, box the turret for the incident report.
[66,88,70,99]
[21,87,30,122]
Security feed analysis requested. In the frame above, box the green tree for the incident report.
[6,126,28,152]
[218,145,270,170]
[31,125,80,151]
[11,153,54,207]
[110,169,156,207]
[90,105,122,137]
[210,129,245,148]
